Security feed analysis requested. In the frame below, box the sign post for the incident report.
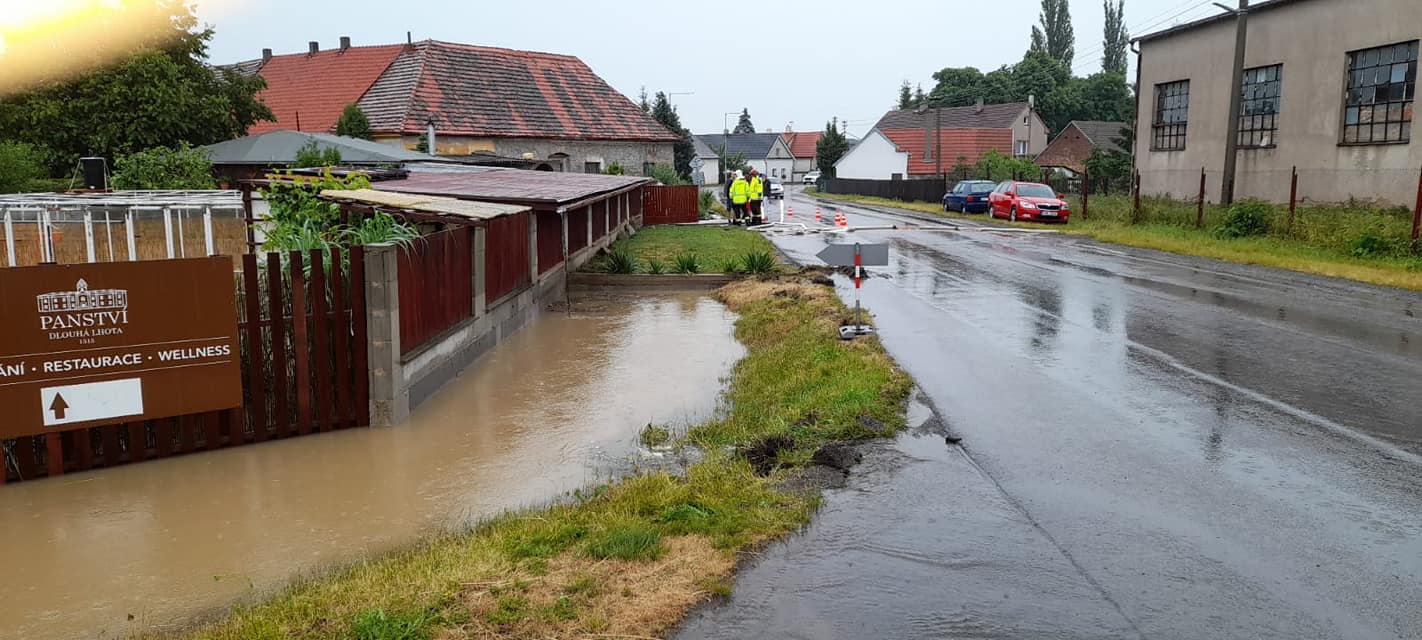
[816,242,889,340]
[0,257,243,439]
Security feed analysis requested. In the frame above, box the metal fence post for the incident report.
[1411,166,1422,254]
[1131,171,1142,224]
[1196,167,1206,229]
[1288,166,1299,234]
[1082,172,1090,220]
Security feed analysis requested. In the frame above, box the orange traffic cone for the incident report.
[787,206,794,219]
[836,211,848,227]
[815,207,823,223]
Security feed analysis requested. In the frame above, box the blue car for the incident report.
[943,180,997,213]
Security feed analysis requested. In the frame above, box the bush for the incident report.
[699,190,717,211]
[647,163,687,186]
[603,162,626,175]
[110,144,216,190]
[740,250,776,274]
[673,253,701,274]
[294,140,342,168]
[0,141,45,193]
[335,104,373,140]
[601,248,637,274]
[1216,199,1274,239]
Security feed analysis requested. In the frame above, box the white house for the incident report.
[692,137,722,185]
[693,133,795,182]
[833,130,910,180]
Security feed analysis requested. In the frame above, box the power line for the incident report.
[1071,0,1216,74]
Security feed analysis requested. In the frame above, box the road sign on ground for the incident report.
[0,257,241,439]
[817,243,889,267]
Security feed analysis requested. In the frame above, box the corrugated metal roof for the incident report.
[875,102,1030,131]
[321,188,530,220]
[377,167,653,208]
[204,130,434,165]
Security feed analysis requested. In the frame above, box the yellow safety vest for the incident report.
[730,178,750,204]
[749,176,764,200]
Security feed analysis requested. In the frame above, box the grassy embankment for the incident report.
[811,189,1422,291]
[162,271,911,640]
[583,225,780,274]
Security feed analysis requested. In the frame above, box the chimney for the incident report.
[261,48,272,62]
[974,98,984,114]
[339,36,351,51]
[308,41,319,55]
[426,120,437,157]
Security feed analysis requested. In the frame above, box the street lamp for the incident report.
[1217,0,1250,205]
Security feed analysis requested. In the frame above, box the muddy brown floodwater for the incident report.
[0,292,742,640]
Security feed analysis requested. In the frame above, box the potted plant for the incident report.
[218,175,233,190]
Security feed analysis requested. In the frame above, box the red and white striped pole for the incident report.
[853,243,863,327]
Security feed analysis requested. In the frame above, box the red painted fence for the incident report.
[2,249,369,483]
[536,211,563,275]
[485,212,531,303]
[398,228,472,356]
[642,185,700,225]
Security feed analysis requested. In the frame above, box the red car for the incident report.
[987,181,1070,223]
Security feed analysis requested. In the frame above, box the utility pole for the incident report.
[935,107,943,179]
[1219,0,1250,205]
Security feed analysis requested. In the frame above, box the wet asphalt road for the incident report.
[676,188,1422,639]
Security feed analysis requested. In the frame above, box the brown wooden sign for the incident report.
[0,257,242,439]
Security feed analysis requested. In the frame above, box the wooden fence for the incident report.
[642,185,699,225]
[398,228,472,356]
[536,211,563,275]
[2,248,369,484]
[823,177,948,204]
[485,212,531,303]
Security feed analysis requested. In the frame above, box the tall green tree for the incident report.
[650,91,695,180]
[928,67,987,107]
[1102,0,1129,75]
[638,86,651,113]
[335,104,372,139]
[733,108,756,135]
[1034,0,1076,68]
[914,84,927,108]
[0,142,45,193]
[0,0,272,174]
[898,80,914,109]
[815,118,849,176]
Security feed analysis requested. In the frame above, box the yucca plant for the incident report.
[602,248,637,274]
[740,250,776,274]
[339,212,420,248]
[721,256,743,274]
[647,259,667,274]
[673,253,701,274]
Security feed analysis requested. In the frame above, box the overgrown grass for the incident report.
[160,270,909,640]
[584,225,775,274]
[813,191,1422,291]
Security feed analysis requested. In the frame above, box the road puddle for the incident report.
[0,292,741,640]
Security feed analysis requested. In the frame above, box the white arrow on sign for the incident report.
[40,378,144,427]
[816,243,889,267]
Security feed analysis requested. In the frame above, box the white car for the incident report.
[802,170,821,185]
[768,179,784,199]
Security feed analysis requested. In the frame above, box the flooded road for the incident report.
[683,189,1422,639]
[0,293,741,640]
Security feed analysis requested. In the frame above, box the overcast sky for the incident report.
[197,0,1226,138]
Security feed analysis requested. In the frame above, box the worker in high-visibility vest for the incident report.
[728,170,751,225]
[747,169,765,225]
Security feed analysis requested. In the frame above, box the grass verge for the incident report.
[160,270,910,640]
[812,190,1422,291]
[583,225,777,274]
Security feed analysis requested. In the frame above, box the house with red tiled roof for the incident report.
[232,38,679,175]
[833,102,1048,180]
[781,131,822,182]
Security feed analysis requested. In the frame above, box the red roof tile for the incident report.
[247,45,405,135]
[358,41,678,142]
[880,129,1013,176]
[782,131,821,160]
